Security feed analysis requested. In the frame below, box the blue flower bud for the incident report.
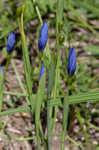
[39,64,45,79]
[67,48,76,77]
[0,67,4,75]
[38,21,48,51]
[7,32,16,53]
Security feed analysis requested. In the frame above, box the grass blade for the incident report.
[47,101,51,150]
[0,106,30,116]
[19,8,35,113]
[0,54,11,112]
[50,90,99,106]
[61,95,69,150]
[35,72,46,150]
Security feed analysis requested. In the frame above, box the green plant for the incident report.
[0,0,99,150]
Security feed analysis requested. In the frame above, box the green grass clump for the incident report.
[0,0,99,150]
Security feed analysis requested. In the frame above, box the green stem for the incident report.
[0,54,11,112]
[19,10,35,113]
[32,0,43,24]
[50,0,64,136]
[85,120,99,131]
[61,95,69,150]
[47,101,51,150]
[3,91,27,97]
[0,106,30,117]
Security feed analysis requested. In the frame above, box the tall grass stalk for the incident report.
[32,0,43,24]
[50,0,64,131]
[35,72,46,150]
[0,90,98,117]
[31,1,52,149]
[30,2,48,149]
[62,95,69,150]
[19,6,35,113]
[47,101,51,150]
[0,54,11,112]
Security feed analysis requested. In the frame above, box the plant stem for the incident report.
[32,0,43,24]
[19,8,34,113]
[47,101,51,150]
[61,95,69,150]
[0,54,11,112]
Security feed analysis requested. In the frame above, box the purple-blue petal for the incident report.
[0,67,4,75]
[39,64,45,79]
[38,21,48,51]
[67,48,76,76]
[7,32,16,53]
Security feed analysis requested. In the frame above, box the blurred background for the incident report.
[0,0,99,150]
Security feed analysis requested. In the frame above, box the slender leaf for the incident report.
[35,72,46,150]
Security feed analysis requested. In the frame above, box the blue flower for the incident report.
[67,48,76,77]
[39,64,45,79]
[7,32,16,53]
[38,21,48,51]
[0,67,4,76]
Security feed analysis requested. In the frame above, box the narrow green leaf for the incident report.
[19,11,35,113]
[61,95,69,150]
[35,72,46,150]
[47,62,55,99]
[50,91,99,106]
[0,54,11,112]
[0,91,98,117]
[47,101,51,150]
[84,45,99,54]
[0,106,30,116]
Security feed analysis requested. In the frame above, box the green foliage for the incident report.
[35,72,46,150]
[84,45,99,55]
[0,0,99,150]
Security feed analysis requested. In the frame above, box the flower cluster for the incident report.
[5,21,77,80]
[38,21,77,79]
